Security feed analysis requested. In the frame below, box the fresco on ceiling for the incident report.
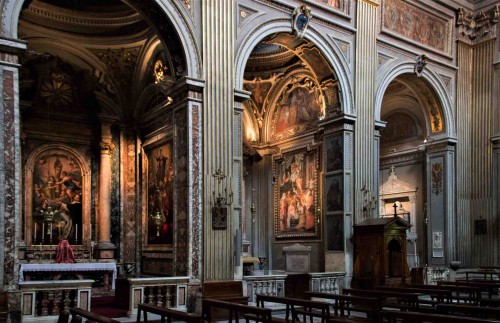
[147,142,174,245]
[381,113,420,144]
[383,0,450,54]
[31,150,82,245]
[274,148,319,239]
[271,78,323,141]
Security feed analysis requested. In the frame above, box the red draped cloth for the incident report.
[56,239,76,263]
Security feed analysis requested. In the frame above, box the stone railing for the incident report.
[117,276,189,317]
[19,280,93,322]
[309,272,345,293]
[425,266,450,285]
[243,270,287,304]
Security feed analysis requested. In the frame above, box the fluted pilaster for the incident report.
[202,0,235,280]
[354,0,379,222]
[456,39,496,266]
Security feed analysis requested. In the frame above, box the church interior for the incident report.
[0,0,499,321]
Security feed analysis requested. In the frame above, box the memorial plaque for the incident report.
[283,243,311,273]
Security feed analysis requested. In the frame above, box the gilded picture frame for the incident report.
[274,147,319,240]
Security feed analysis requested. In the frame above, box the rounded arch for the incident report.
[24,144,91,246]
[375,61,455,139]
[2,0,201,78]
[234,19,353,115]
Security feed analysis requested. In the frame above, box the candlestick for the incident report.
[49,223,52,243]
[75,224,78,243]
[42,223,45,243]
[34,222,37,242]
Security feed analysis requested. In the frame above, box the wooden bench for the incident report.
[0,292,8,322]
[406,283,482,305]
[376,285,452,307]
[202,281,248,303]
[438,280,500,299]
[306,291,381,322]
[380,309,500,322]
[137,303,201,323]
[255,294,331,323]
[69,307,119,323]
[342,288,420,311]
[202,298,273,323]
[436,303,500,320]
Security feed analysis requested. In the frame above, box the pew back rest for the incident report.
[343,288,419,310]
[305,291,381,318]
[137,303,202,323]
[69,307,119,323]
[202,298,273,323]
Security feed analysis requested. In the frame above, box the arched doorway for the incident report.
[15,0,198,278]
[378,73,453,268]
[238,30,350,275]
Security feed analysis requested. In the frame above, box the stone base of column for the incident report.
[95,241,116,259]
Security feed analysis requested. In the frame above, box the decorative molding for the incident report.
[100,142,115,155]
[414,54,428,77]
[292,5,312,39]
[457,5,499,43]
[431,161,443,196]
[329,36,351,64]
[380,152,424,166]
[377,52,395,70]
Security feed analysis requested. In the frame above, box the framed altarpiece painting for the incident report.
[273,147,320,240]
[144,141,174,245]
[24,145,90,247]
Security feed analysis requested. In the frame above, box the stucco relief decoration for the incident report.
[292,5,312,38]
[431,162,443,196]
[457,6,499,41]
[414,54,428,77]
[271,76,324,141]
[40,72,74,107]
[383,0,451,54]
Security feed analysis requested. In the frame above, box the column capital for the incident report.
[456,5,499,44]
[357,0,380,7]
[0,36,26,67]
[99,141,115,155]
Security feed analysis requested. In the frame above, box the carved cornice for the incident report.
[457,5,499,43]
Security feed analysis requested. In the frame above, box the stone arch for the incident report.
[375,61,455,139]
[1,0,201,78]
[234,19,353,115]
[24,144,91,246]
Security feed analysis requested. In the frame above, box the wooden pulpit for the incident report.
[352,217,411,289]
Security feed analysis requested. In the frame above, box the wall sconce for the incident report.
[212,168,233,230]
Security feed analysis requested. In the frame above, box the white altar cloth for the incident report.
[19,263,117,289]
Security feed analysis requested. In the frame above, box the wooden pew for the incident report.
[255,294,331,323]
[405,283,482,305]
[342,288,420,311]
[69,307,119,323]
[0,292,7,322]
[202,298,273,323]
[380,309,500,323]
[376,285,452,307]
[436,303,500,320]
[438,280,500,299]
[306,291,381,322]
[137,303,202,323]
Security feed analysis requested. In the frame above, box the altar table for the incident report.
[19,263,117,289]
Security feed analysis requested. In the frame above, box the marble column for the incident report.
[96,123,116,259]
[0,36,26,319]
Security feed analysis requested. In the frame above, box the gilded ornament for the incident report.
[40,72,74,106]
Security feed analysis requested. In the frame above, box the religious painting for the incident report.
[314,0,342,9]
[326,215,344,251]
[147,142,174,244]
[31,150,82,245]
[325,135,343,173]
[274,148,319,239]
[325,175,343,212]
[271,77,323,141]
